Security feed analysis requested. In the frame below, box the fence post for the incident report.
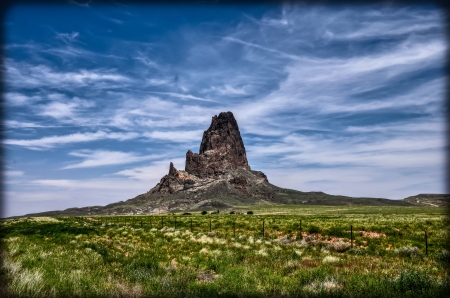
[190,218,193,232]
[234,220,236,238]
[174,216,176,230]
[425,229,428,256]
[299,219,303,240]
[351,225,353,247]
[162,217,164,228]
[210,219,212,232]
[262,219,265,239]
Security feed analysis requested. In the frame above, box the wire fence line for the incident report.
[57,215,432,254]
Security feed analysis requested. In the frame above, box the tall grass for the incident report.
[1,207,448,297]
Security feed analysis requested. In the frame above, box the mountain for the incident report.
[16,111,443,218]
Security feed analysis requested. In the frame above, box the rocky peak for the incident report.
[185,112,250,178]
[168,162,177,176]
[199,112,246,157]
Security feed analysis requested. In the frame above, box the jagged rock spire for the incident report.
[169,162,177,176]
[185,111,250,178]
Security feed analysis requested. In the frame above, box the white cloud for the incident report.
[5,92,31,106]
[223,36,302,61]
[5,62,130,89]
[5,120,49,128]
[143,130,203,142]
[39,96,95,120]
[203,84,248,96]
[55,31,79,43]
[346,120,445,133]
[248,129,445,170]
[148,91,217,102]
[62,150,165,169]
[4,131,140,150]
[5,170,23,177]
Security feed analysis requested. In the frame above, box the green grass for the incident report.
[1,206,449,297]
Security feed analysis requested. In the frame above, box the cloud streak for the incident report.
[62,150,165,169]
[5,131,139,150]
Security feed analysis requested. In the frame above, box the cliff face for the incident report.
[185,112,250,178]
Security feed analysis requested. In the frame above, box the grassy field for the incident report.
[1,205,449,297]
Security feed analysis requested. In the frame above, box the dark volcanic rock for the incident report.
[185,112,250,178]
[129,111,275,211]
[149,162,197,194]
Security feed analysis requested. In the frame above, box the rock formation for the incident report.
[89,111,412,215]
[131,111,275,211]
[186,111,250,178]
[21,111,421,217]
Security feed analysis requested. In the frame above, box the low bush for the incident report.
[395,246,421,257]
[308,225,320,234]
[327,241,350,252]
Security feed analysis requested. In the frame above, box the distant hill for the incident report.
[10,111,446,219]
[402,194,450,207]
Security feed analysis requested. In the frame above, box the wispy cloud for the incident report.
[5,131,139,150]
[55,31,79,43]
[223,36,302,61]
[5,62,130,89]
[148,92,217,103]
[143,130,203,142]
[4,92,38,106]
[5,170,24,177]
[63,150,164,169]
[39,97,95,120]
[5,120,48,128]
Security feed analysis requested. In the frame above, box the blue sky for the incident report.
[3,3,447,217]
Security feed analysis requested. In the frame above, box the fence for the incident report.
[58,214,432,255]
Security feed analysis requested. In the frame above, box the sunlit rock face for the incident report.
[185,111,250,178]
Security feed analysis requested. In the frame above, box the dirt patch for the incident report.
[360,231,386,238]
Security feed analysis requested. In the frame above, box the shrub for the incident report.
[247,211,253,215]
[201,211,207,215]
[394,270,432,293]
[395,246,421,257]
[322,256,340,264]
[308,225,320,234]
[327,227,346,237]
[327,241,350,253]
[348,248,367,255]
[436,249,450,263]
